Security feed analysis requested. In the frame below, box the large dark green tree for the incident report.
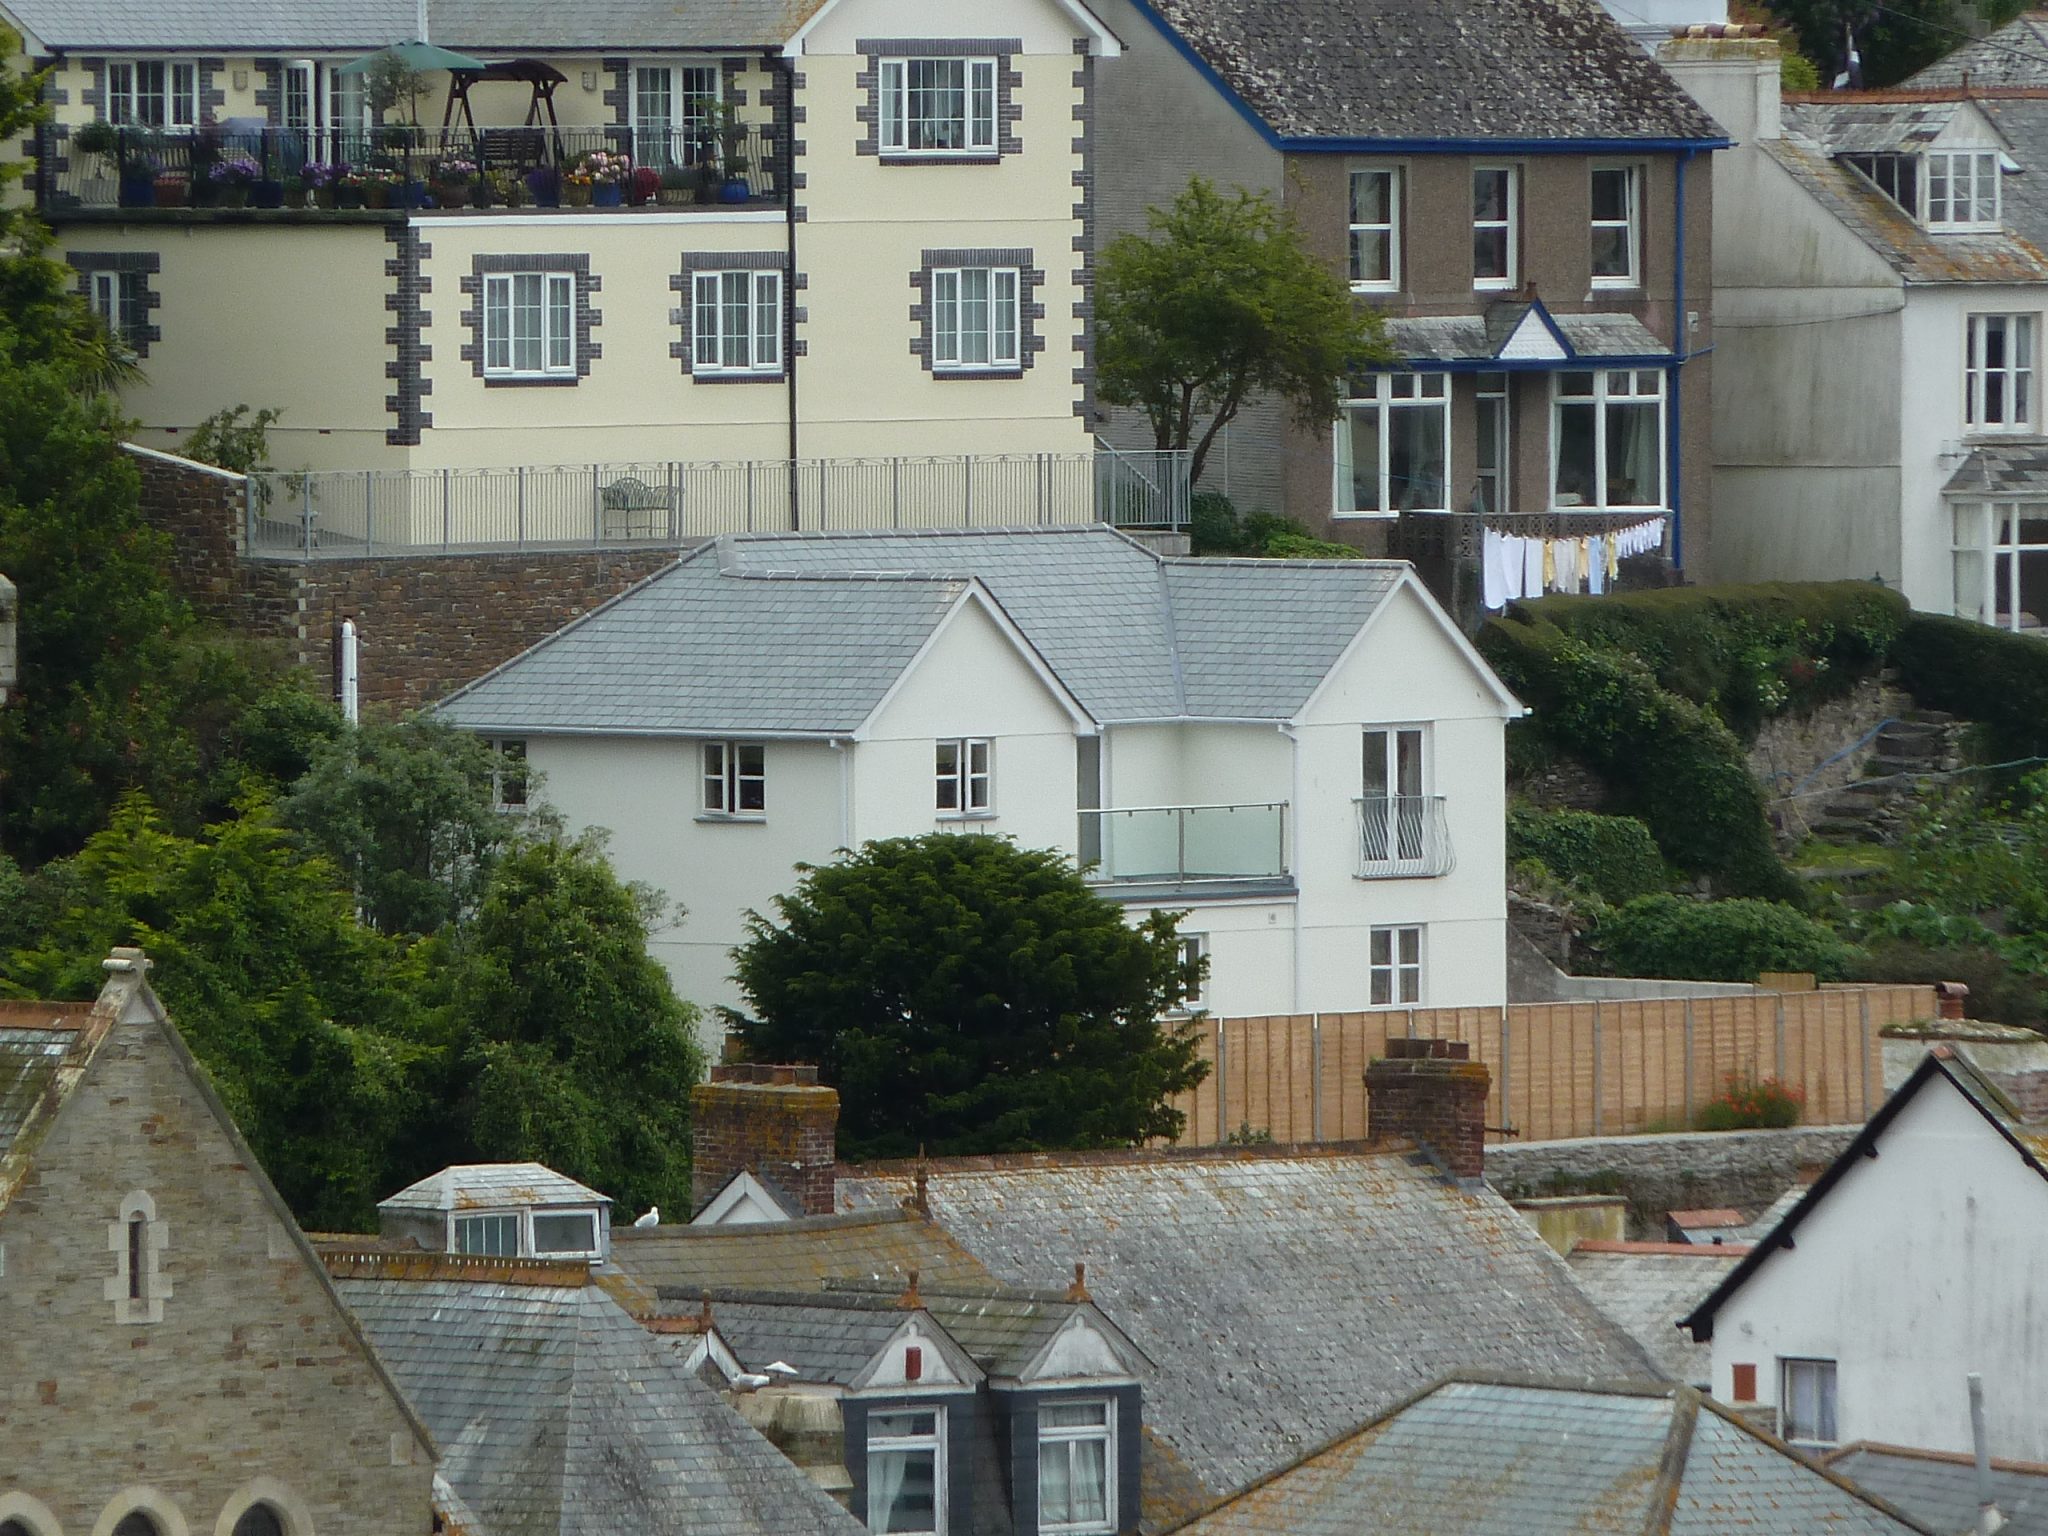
[1097,176,1390,488]
[1765,0,2026,87]
[729,834,1209,1161]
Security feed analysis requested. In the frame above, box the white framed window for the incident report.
[1779,1357,1838,1447]
[1552,369,1665,511]
[1038,1398,1115,1535]
[1966,313,2035,432]
[879,56,996,156]
[1334,373,1449,517]
[485,738,528,810]
[692,269,783,377]
[1361,725,1426,863]
[454,1212,520,1256]
[936,738,992,814]
[1176,934,1208,1012]
[87,270,125,337]
[1472,165,1518,290]
[1590,165,1641,287]
[482,271,575,381]
[1952,503,2048,632]
[868,1406,945,1535]
[932,267,1020,372]
[1349,167,1400,292]
[1476,372,1510,515]
[1926,150,2000,231]
[1369,925,1423,1007]
[702,740,766,817]
[531,1210,601,1257]
[283,60,315,134]
[634,63,720,167]
[106,60,197,129]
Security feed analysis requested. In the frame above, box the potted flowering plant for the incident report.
[336,168,368,209]
[208,154,262,208]
[575,150,629,207]
[561,163,595,208]
[356,167,401,209]
[302,162,341,209]
[524,165,561,207]
[433,157,478,208]
[151,170,190,208]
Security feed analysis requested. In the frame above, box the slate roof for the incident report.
[380,1163,610,1214]
[836,1146,1661,1505]
[1770,105,2048,283]
[1790,99,1978,154]
[1908,11,2048,88]
[607,1207,993,1301]
[0,0,827,51]
[1563,1242,1746,1388]
[1982,97,2048,261]
[1830,1444,2048,1536]
[435,528,1417,733]
[0,1004,88,1166]
[1170,1378,1935,1535]
[1383,311,1670,364]
[684,1291,919,1386]
[1137,0,1723,143]
[333,1266,867,1536]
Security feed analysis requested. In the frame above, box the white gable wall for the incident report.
[1708,1075,2048,1460]
[800,0,1093,54]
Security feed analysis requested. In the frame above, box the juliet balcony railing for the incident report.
[1080,803,1290,888]
[1354,795,1456,880]
[39,121,784,214]
[244,449,1192,556]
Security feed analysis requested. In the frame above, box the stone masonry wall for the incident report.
[1484,1124,1857,1239]
[1746,673,1911,842]
[0,1001,435,1536]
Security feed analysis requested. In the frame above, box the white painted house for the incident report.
[436,527,1522,1038]
[1664,39,2048,625]
[1681,1048,2048,1463]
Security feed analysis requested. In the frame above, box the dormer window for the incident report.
[1844,149,2000,232]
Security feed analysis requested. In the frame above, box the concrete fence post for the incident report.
[1683,998,1696,1128]
[1215,1018,1228,1147]
[1311,1014,1324,1144]
[1592,1000,1604,1137]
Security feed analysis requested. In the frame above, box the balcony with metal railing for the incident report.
[1354,795,1456,879]
[244,447,1191,556]
[1079,803,1291,895]
[38,121,785,217]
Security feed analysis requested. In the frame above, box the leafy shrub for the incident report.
[1892,613,2048,764]
[1696,1072,1805,1131]
[1481,617,1797,898]
[1507,807,1667,904]
[1848,940,2047,1031]
[1509,581,1907,738]
[1590,893,1856,982]
[1188,490,1357,559]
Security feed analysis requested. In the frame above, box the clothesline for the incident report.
[1480,517,1668,611]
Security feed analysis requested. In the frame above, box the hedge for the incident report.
[1480,616,1798,899]
[1510,581,1908,738]
[1507,807,1668,905]
[1589,894,1857,982]
[1891,613,2048,764]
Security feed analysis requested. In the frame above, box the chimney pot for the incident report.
[1936,981,1971,1021]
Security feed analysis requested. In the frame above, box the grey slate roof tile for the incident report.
[1908,13,2048,88]
[691,1293,912,1385]
[437,528,1413,734]
[1173,1380,1931,1535]
[1830,1445,2048,1536]
[4,0,826,51]
[381,1162,609,1214]
[0,1015,81,1161]
[608,1208,993,1299]
[1140,0,1723,142]
[835,1148,1662,1503]
[1563,1246,1746,1389]
[335,1273,867,1536]
[1384,312,1669,363]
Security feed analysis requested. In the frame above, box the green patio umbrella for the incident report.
[334,40,489,75]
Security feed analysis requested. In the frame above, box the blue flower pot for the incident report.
[593,183,623,207]
[720,178,750,203]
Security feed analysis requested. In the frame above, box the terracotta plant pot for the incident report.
[151,176,189,208]
[437,180,470,209]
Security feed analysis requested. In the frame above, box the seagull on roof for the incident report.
[632,1206,659,1228]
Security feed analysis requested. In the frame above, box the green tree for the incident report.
[729,834,1209,1161]
[183,404,283,475]
[1766,0,2025,87]
[280,715,517,934]
[1097,177,1390,488]
[438,829,704,1217]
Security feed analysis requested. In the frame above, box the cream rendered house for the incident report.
[435,526,1524,1036]
[3,0,1116,475]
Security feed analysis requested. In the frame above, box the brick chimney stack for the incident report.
[690,1063,840,1217]
[1366,1038,1491,1182]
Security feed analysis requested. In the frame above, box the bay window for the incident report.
[932,267,1020,372]
[868,1408,944,1535]
[482,271,575,380]
[1966,313,2035,432]
[879,56,996,156]
[1334,374,1449,517]
[1038,1399,1114,1535]
[692,269,783,377]
[107,60,197,130]
[1349,167,1400,292]
[1552,370,1664,511]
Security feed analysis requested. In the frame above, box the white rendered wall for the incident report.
[1708,1075,2048,1460]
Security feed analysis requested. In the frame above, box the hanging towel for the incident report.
[1554,536,1579,594]
[1541,539,1558,592]
[1607,532,1621,581]
[1522,535,1544,596]
[1500,534,1526,602]
[1482,529,1509,611]
[1587,535,1608,595]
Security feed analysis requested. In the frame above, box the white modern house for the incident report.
[436,527,1523,1036]
[1681,1047,2048,1463]
[1665,37,2048,625]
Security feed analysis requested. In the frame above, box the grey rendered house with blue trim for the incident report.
[1086,0,1728,581]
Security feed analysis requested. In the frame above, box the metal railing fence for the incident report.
[1354,794,1457,879]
